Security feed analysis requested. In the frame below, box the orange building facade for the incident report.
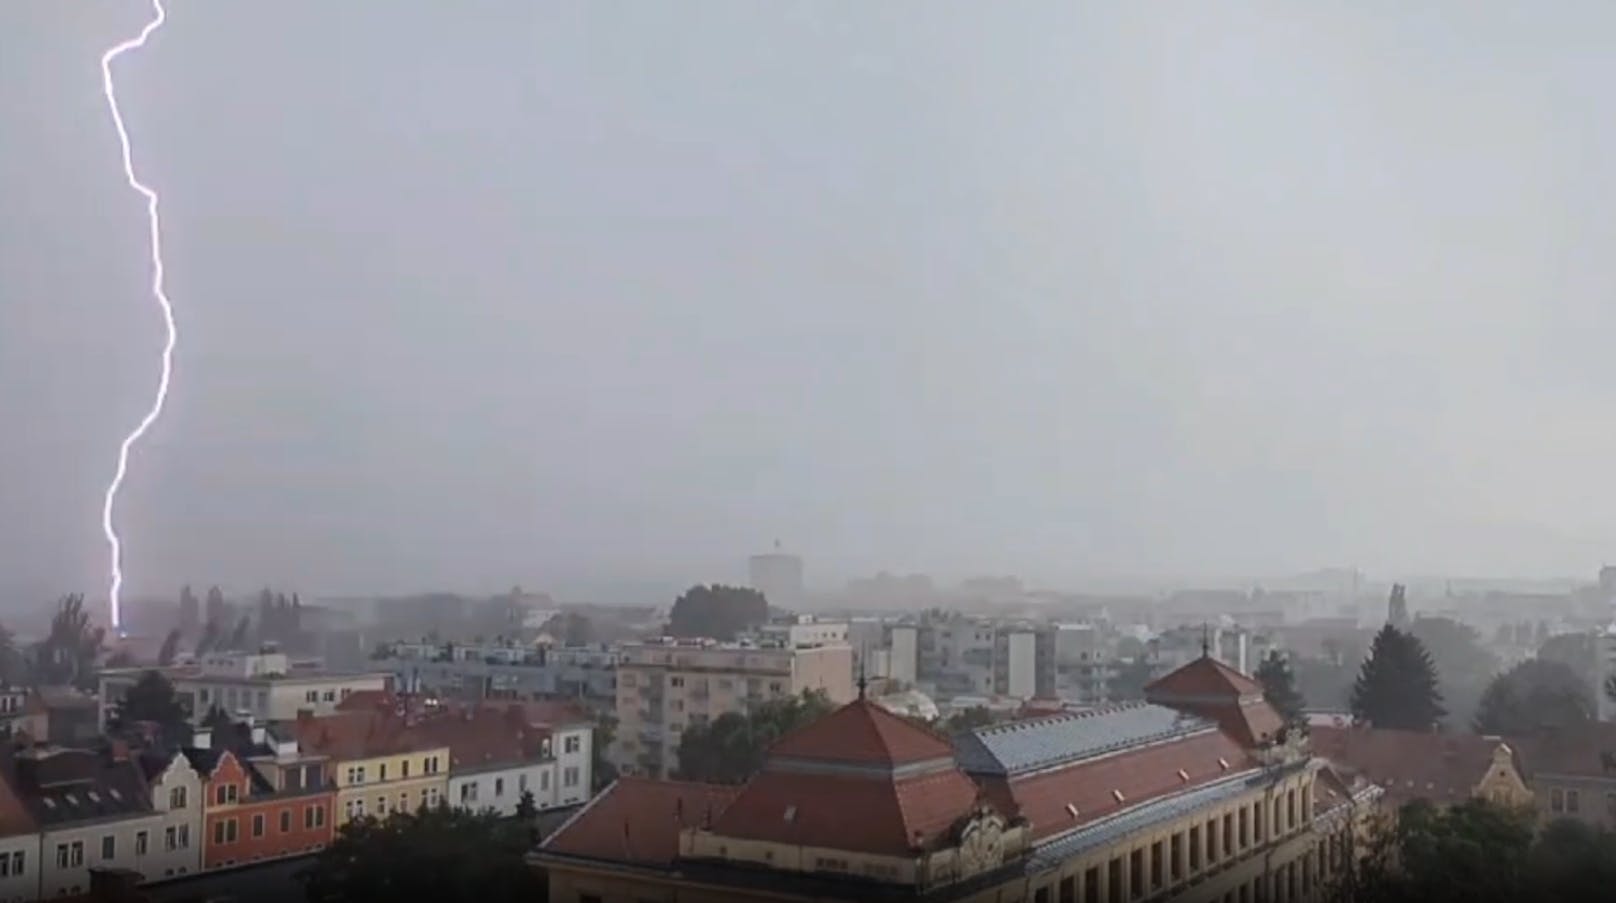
[188,741,335,870]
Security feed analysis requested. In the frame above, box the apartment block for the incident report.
[614,639,854,779]
[98,651,391,731]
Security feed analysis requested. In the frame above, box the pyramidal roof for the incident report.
[1146,655,1264,701]
[768,698,954,768]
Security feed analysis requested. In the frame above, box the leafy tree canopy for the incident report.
[110,670,191,748]
[1255,651,1307,724]
[675,690,835,784]
[1473,658,1592,736]
[666,584,768,641]
[300,806,542,903]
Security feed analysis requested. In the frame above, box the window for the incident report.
[70,841,83,867]
[494,778,505,797]
[1189,825,1201,871]
[100,836,114,860]
[305,690,318,703]
[227,784,239,803]
[1287,789,1297,830]
[226,819,239,842]
[169,786,187,809]
[379,763,387,781]
[669,677,684,688]
[563,767,579,788]
[1150,840,1163,889]
[376,797,387,815]
[563,736,581,755]
[135,832,148,856]
[1206,818,1217,863]
[1129,850,1143,900]
[1223,813,1234,857]
[54,845,67,870]
[426,787,440,808]
[346,766,366,785]
[461,783,478,803]
[7,852,20,877]
[1107,858,1123,903]
[1084,867,1101,903]
[178,824,189,849]
[1568,790,1581,814]
[1239,808,1249,847]
[518,774,528,792]
[401,759,410,778]
[426,756,441,775]
[213,822,225,845]
[280,810,291,833]
[1274,799,1283,835]
[323,690,337,702]
[164,827,177,851]
[252,814,265,838]
[398,793,408,812]
[1552,788,1565,813]
[541,771,551,791]
[1060,876,1076,903]
[1170,834,1183,880]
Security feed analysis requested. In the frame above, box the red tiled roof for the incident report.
[1146,656,1264,700]
[1508,721,1616,780]
[710,767,983,855]
[291,711,443,761]
[1310,725,1515,807]
[413,707,549,771]
[541,777,738,868]
[978,728,1256,840]
[768,699,953,767]
[335,690,394,712]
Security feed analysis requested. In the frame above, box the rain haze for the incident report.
[5,1,1616,606]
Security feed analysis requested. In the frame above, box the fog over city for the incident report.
[8,2,1616,604]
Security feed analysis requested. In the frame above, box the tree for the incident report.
[941,705,995,733]
[1473,659,1593,736]
[592,714,618,791]
[228,616,251,651]
[1528,818,1616,901]
[514,789,538,821]
[665,585,767,641]
[178,584,199,633]
[1393,798,1534,903]
[1255,651,1307,724]
[0,623,24,686]
[195,619,220,655]
[109,670,191,748]
[1408,617,1498,730]
[1540,632,1598,687]
[300,806,542,903]
[201,706,234,734]
[1108,657,1159,702]
[1350,624,1445,730]
[33,594,104,690]
[204,585,227,627]
[675,690,835,783]
[157,628,181,666]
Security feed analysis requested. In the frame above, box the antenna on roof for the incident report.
[1200,622,1211,658]
[856,652,868,701]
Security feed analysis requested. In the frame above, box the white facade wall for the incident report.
[889,626,918,686]
[1005,631,1038,701]
[449,762,553,817]
[40,814,164,898]
[553,726,592,807]
[0,835,39,903]
[143,755,205,881]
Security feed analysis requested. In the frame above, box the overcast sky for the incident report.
[4,2,1616,605]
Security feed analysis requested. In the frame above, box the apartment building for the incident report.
[290,711,450,827]
[614,638,854,779]
[408,700,596,815]
[376,641,617,712]
[98,651,391,731]
[184,725,335,870]
[538,654,1382,903]
[1512,721,1616,827]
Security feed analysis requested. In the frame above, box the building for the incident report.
[537,654,1378,903]
[289,710,450,827]
[97,651,391,732]
[748,550,805,609]
[408,700,595,815]
[614,639,854,779]
[1309,725,1532,809]
[756,617,849,650]
[1509,721,1616,828]
[183,724,335,870]
[376,641,618,712]
[5,744,197,898]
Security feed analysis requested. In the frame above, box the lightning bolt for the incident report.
[99,0,173,637]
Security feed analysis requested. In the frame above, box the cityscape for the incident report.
[10,2,1616,902]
